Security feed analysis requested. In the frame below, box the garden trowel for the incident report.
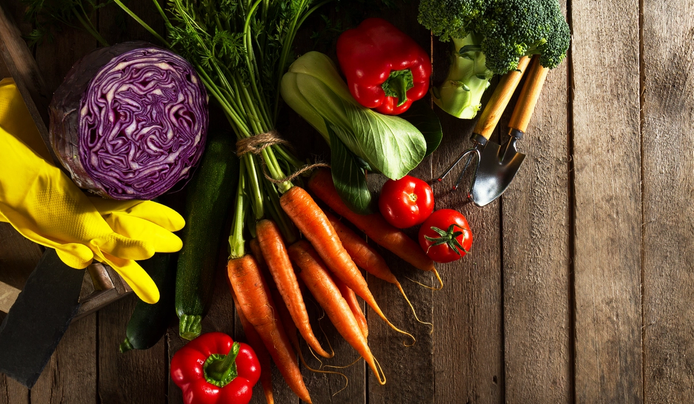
[437,56,531,195]
[469,56,549,206]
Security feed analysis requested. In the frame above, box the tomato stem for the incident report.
[424,224,470,257]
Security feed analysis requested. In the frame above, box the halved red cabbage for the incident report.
[49,41,208,200]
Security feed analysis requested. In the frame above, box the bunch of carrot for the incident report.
[226,168,439,403]
[108,1,434,401]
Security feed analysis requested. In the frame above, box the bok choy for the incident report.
[281,51,428,212]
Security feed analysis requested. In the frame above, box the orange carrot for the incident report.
[254,244,352,391]
[270,287,301,351]
[280,186,414,343]
[256,219,332,359]
[308,169,442,289]
[323,210,396,283]
[325,211,432,330]
[271,285,352,397]
[289,240,386,385]
[253,239,322,358]
[271,287,325,365]
[332,274,368,338]
[252,239,315,362]
[251,238,296,344]
[249,238,267,269]
[227,255,312,403]
[231,292,274,404]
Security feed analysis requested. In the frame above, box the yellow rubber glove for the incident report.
[0,78,185,304]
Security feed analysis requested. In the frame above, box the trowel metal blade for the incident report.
[469,141,526,206]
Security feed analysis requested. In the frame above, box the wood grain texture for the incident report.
[0,1,52,136]
[501,1,572,400]
[7,0,694,403]
[0,282,20,315]
[166,331,186,404]
[641,0,694,402]
[0,377,28,404]
[98,296,167,404]
[432,99,503,404]
[571,0,644,402]
[231,324,299,404]
[365,169,435,404]
[435,190,503,404]
[34,26,97,100]
[29,315,97,404]
[300,297,366,404]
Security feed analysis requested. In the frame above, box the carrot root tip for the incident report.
[397,283,434,334]
[404,268,444,291]
[391,322,416,347]
[433,269,444,291]
[373,357,387,386]
[323,355,362,370]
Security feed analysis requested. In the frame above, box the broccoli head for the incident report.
[418,0,570,118]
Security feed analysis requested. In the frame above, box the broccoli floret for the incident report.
[418,0,570,119]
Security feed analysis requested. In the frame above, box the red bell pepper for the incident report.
[171,332,261,404]
[336,17,432,115]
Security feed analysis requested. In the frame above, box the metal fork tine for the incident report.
[453,149,480,190]
[438,147,474,182]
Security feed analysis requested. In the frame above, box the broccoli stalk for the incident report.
[433,34,494,119]
[419,0,571,120]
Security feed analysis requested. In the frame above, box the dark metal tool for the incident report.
[437,56,531,197]
[0,250,84,388]
[469,56,549,206]
[0,254,131,388]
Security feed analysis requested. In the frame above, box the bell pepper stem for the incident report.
[382,69,414,107]
[393,74,408,106]
[204,342,240,386]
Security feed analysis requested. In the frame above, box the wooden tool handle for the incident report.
[509,56,549,133]
[474,56,531,141]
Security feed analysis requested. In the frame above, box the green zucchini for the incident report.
[120,252,177,352]
[176,130,239,340]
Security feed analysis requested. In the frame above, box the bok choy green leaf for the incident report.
[328,125,373,214]
[280,51,427,181]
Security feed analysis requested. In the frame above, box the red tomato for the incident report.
[418,209,472,263]
[378,175,434,228]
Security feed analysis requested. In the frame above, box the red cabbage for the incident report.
[49,41,208,200]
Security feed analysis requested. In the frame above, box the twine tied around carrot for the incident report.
[235,130,289,155]
[235,130,329,184]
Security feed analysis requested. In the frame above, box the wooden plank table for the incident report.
[1,0,693,403]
